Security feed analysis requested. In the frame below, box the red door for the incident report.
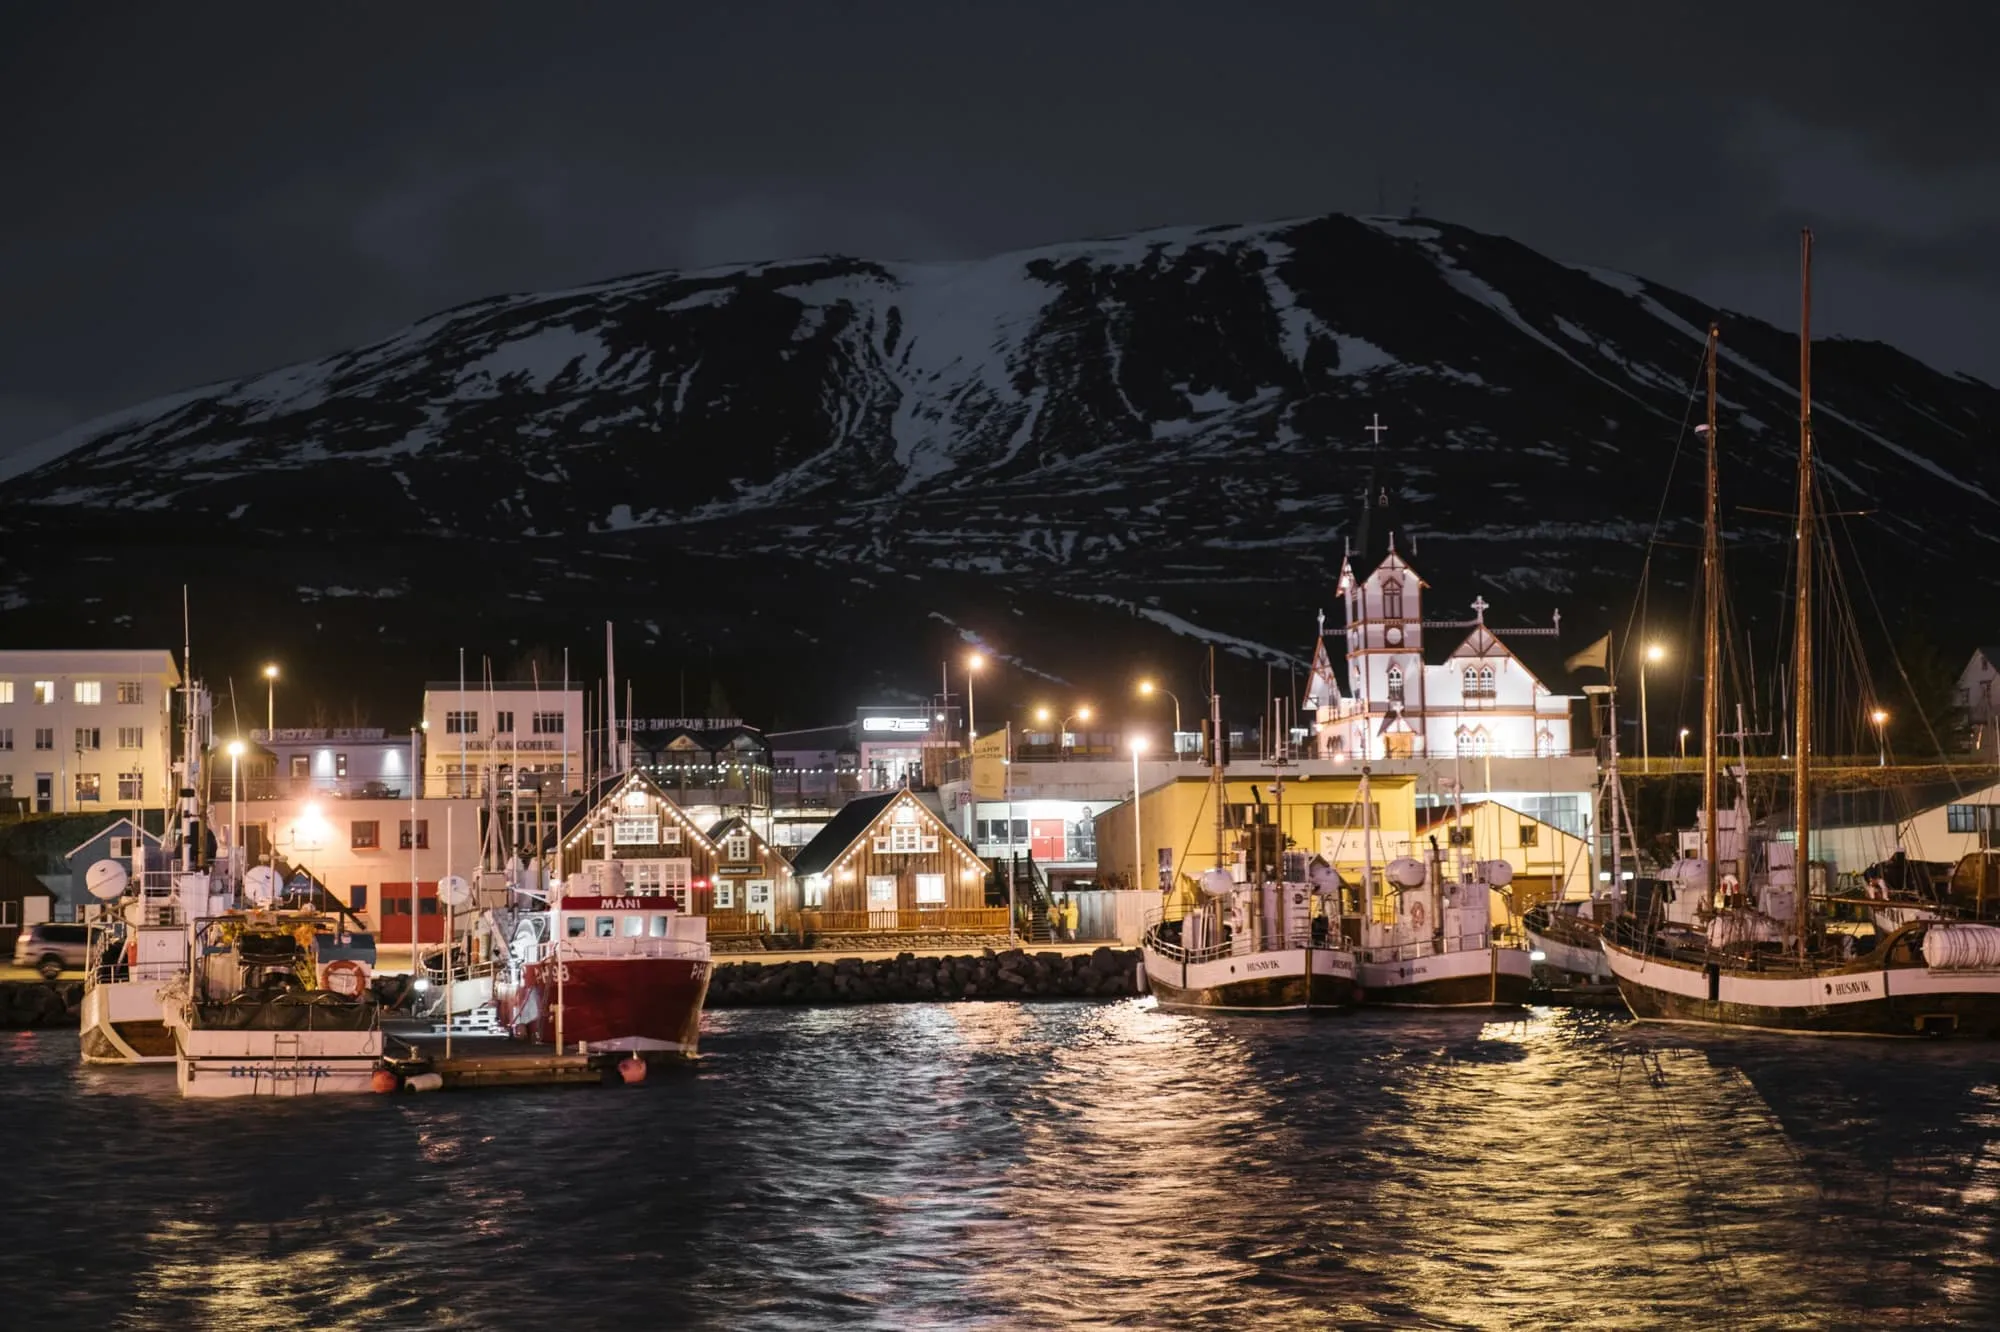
[1030,819,1065,863]
[379,881,442,943]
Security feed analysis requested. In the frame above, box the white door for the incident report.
[866,875,898,928]
[746,880,774,928]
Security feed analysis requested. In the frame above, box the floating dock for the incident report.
[382,1023,652,1090]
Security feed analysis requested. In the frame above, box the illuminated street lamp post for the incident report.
[1640,643,1665,768]
[1138,679,1182,758]
[1061,707,1093,761]
[1129,736,1146,893]
[1678,727,1690,761]
[263,663,280,735]
[1872,708,1890,767]
[966,652,983,747]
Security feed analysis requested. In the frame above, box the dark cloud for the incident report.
[2,0,1994,456]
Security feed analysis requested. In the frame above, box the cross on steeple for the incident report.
[1470,596,1489,622]
[1317,608,1326,637]
[1365,413,1388,446]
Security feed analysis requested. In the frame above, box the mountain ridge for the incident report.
[3,211,1994,729]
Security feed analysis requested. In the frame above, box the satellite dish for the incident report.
[243,865,280,905]
[1308,862,1344,891]
[1198,869,1237,897]
[438,875,473,907]
[85,860,130,901]
[1478,860,1515,887]
[1387,857,1428,889]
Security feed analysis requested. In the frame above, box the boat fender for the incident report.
[618,1056,647,1085]
[403,1072,444,1093]
[1134,962,1149,995]
[370,1069,400,1094]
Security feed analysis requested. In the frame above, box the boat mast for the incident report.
[1701,323,1721,905]
[1792,229,1815,957]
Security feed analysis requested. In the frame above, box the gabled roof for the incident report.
[551,769,717,853]
[65,816,165,861]
[1974,646,2000,672]
[1416,800,1583,837]
[1305,637,1343,708]
[790,793,899,878]
[1446,624,1577,697]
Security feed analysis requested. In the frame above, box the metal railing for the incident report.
[552,935,709,962]
[795,908,1011,935]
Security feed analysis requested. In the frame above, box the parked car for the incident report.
[13,922,89,979]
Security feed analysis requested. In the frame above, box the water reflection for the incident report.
[4,1007,2000,1327]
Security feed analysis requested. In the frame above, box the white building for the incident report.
[0,650,181,814]
[1306,541,1574,761]
[420,682,584,799]
[1956,647,2000,756]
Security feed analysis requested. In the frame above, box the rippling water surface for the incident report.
[5,1003,2000,1329]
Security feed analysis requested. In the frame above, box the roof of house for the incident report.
[1416,799,1580,836]
[1812,776,2000,831]
[64,816,165,861]
[789,792,901,878]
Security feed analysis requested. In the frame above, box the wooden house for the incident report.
[703,816,799,936]
[552,771,797,937]
[789,790,1002,935]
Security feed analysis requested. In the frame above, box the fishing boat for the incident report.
[79,648,217,1064]
[1351,775,1533,1007]
[492,891,712,1054]
[1522,683,1639,986]
[1601,234,2000,1036]
[1140,682,1358,1011]
[161,898,384,1097]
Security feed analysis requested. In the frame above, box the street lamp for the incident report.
[1129,736,1147,893]
[1640,642,1665,768]
[1678,727,1690,761]
[1061,706,1093,760]
[263,663,280,735]
[966,652,983,747]
[1138,679,1182,758]
[1872,708,1889,767]
[226,740,245,888]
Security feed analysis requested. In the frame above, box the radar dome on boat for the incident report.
[1199,869,1237,897]
[84,859,130,901]
[438,875,473,907]
[1661,857,1709,883]
[1307,862,1345,891]
[1386,857,1428,888]
[1478,860,1514,886]
[243,865,280,904]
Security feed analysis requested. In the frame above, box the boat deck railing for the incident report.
[550,936,709,963]
[1142,912,1326,965]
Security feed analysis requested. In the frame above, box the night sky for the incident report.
[3,2,1994,459]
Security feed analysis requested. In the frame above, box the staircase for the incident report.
[986,853,1056,944]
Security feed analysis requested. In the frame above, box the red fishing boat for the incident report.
[494,894,712,1055]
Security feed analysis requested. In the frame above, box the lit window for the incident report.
[713,882,735,909]
[33,681,54,705]
[916,874,946,904]
[76,773,101,802]
[622,914,645,937]
[1386,666,1404,705]
[612,816,661,845]
[867,875,897,906]
[0,682,12,704]
[74,681,101,705]
[804,876,827,908]
[724,831,751,862]
[649,915,669,938]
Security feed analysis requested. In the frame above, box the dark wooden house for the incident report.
[703,816,800,935]
[789,790,1001,934]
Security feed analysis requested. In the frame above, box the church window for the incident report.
[1465,665,1496,700]
[1456,726,1489,757]
[1385,666,1404,704]
[1537,727,1558,757]
[1382,581,1403,621]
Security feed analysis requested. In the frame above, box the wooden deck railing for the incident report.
[796,908,1010,935]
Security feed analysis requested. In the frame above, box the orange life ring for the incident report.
[321,958,371,997]
[1411,903,1427,929]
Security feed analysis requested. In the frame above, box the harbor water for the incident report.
[4,1002,1999,1329]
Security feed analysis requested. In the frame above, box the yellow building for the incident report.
[1094,771,1421,896]
[1414,800,1592,909]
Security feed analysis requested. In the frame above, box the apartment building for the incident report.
[0,650,181,813]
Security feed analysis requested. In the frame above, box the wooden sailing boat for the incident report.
[1601,232,2000,1036]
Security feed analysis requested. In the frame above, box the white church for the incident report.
[1304,531,1575,762]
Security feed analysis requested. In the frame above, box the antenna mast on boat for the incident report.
[1701,323,1721,906]
[1208,647,1224,873]
[1792,229,1816,958]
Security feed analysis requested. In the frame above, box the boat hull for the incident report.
[1525,926,1611,981]
[1142,944,1358,1011]
[499,956,711,1054]
[1602,936,2000,1037]
[79,980,177,1063]
[1358,947,1534,1008]
[171,1025,384,1097]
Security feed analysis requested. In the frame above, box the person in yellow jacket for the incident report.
[1062,897,1080,941]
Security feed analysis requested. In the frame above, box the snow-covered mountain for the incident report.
[4,212,1994,725]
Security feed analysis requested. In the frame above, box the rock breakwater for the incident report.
[0,980,83,1028]
[707,947,1143,1007]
